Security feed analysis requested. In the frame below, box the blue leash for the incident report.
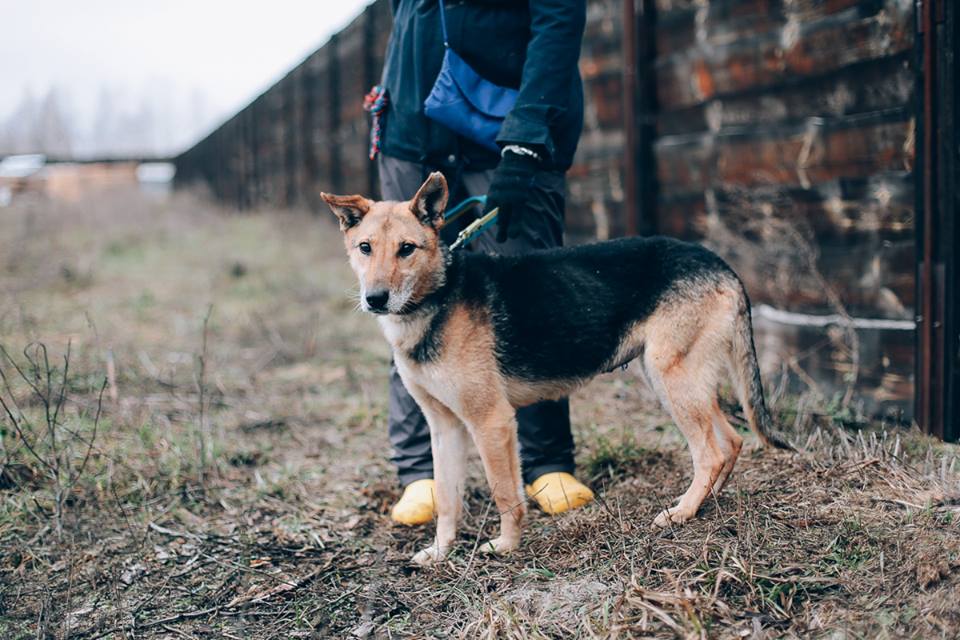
[443,195,499,251]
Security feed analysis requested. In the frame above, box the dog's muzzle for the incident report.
[364,289,390,314]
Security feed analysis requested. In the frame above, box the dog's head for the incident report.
[322,172,449,315]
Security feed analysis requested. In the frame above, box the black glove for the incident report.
[486,149,541,243]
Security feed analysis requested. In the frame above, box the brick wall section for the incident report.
[175,0,916,417]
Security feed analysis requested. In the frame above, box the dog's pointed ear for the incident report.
[409,172,448,229]
[320,193,371,231]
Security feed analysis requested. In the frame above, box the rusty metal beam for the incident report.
[621,0,658,237]
[915,0,958,441]
[622,0,638,236]
[917,0,935,435]
[940,0,959,442]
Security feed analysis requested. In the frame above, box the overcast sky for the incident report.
[1,0,372,154]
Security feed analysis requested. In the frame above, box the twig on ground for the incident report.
[195,304,213,485]
[148,520,205,541]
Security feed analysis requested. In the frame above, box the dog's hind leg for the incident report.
[405,385,469,566]
[649,380,725,528]
[644,295,739,528]
[710,397,743,495]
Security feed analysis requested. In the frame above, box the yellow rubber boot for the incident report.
[390,478,436,525]
[526,472,594,515]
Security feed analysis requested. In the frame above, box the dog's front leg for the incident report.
[462,399,526,555]
[405,385,468,566]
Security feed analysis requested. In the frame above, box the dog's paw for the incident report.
[410,543,447,566]
[652,506,693,529]
[479,535,519,555]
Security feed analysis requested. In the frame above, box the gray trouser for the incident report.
[378,154,575,486]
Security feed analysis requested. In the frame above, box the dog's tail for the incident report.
[730,288,793,451]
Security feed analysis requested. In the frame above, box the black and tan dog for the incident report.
[322,173,788,565]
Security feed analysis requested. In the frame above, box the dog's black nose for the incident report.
[365,290,389,311]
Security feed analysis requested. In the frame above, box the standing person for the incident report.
[369,0,593,524]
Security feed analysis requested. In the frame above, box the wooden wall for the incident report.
[649,0,916,418]
[175,0,917,419]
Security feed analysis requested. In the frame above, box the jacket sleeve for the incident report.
[495,0,586,162]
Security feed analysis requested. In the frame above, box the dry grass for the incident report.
[0,189,958,639]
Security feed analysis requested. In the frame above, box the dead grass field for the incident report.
[1,189,958,639]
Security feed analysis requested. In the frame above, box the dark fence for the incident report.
[176,0,921,424]
[648,0,916,421]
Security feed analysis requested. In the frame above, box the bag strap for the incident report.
[438,0,449,47]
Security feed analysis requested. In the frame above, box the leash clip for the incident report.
[443,195,499,251]
[450,206,499,251]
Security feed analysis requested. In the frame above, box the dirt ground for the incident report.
[1,189,958,639]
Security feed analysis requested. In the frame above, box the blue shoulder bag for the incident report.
[423,0,518,152]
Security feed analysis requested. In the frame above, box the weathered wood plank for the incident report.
[657,53,913,136]
[657,172,915,319]
[658,172,913,240]
[726,233,915,318]
[655,2,913,109]
[655,117,913,191]
[655,0,874,54]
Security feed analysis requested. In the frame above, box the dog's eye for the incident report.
[358,242,372,255]
[398,243,416,258]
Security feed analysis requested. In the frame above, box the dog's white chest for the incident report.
[378,317,464,411]
[377,315,428,354]
[396,354,463,410]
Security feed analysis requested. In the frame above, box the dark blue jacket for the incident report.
[380,0,586,172]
